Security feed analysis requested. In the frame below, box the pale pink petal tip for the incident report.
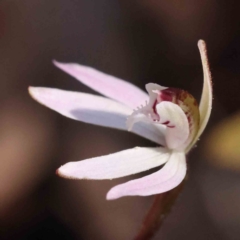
[56,166,66,178]
[28,86,35,95]
[53,60,66,68]
[56,164,77,180]
[55,168,62,177]
[106,187,122,200]
[28,86,40,100]
[197,39,205,48]
[52,60,76,78]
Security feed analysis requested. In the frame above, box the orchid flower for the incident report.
[29,40,212,200]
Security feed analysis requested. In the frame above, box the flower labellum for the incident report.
[29,40,212,200]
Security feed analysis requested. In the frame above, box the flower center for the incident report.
[127,83,200,150]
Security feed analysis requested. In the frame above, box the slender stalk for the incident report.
[133,180,185,240]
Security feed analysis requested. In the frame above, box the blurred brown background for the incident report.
[0,0,240,239]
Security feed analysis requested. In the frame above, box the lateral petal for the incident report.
[106,151,186,200]
[57,147,170,180]
[53,61,148,109]
[28,87,165,145]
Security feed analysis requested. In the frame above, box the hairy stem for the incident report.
[133,181,185,240]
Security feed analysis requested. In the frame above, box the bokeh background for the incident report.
[0,0,240,239]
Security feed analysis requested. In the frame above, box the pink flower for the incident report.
[29,40,212,200]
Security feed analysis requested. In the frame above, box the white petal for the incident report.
[57,147,170,180]
[106,151,186,200]
[156,102,189,150]
[53,61,149,109]
[29,87,165,145]
[188,40,213,151]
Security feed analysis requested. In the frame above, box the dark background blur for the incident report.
[0,0,240,239]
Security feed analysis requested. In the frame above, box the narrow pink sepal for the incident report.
[28,87,165,145]
[106,151,186,200]
[28,86,130,129]
[53,61,148,109]
[57,147,170,180]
